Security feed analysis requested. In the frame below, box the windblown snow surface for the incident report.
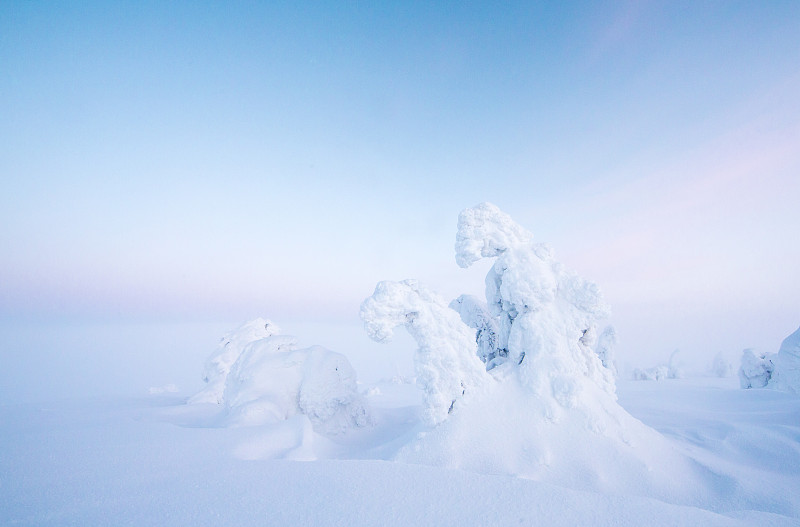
[2,204,799,526]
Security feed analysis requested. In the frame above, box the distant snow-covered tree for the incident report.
[739,348,775,389]
[711,352,732,378]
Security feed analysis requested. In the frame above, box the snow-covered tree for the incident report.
[223,335,370,434]
[189,318,280,404]
[360,279,489,425]
[190,320,371,435]
[455,202,615,404]
[739,348,774,389]
[711,352,732,378]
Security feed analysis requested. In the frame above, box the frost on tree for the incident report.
[449,294,504,368]
[188,318,280,404]
[455,202,615,403]
[190,320,371,435]
[360,280,489,425]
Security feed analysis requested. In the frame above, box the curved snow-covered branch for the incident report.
[361,280,489,425]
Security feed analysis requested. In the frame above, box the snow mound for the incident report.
[360,280,489,425]
[188,318,280,404]
[224,336,370,434]
[191,321,371,435]
[769,325,800,394]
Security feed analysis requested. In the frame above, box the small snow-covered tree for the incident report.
[224,335,371,434]
[189,318,280,404]
[360,279,489,425]
[711,352,732,378]
[739,348,775,389]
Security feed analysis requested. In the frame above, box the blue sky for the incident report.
[2,1,799,373]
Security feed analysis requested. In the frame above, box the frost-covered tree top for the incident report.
[455,202,534,269]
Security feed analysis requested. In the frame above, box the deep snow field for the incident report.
[3,204,799,526]
[2,375,799,526]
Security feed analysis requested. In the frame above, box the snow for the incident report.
[2,203,799,526]
[2,376,799,526]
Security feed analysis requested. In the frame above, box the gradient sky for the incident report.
[2,1,799,382]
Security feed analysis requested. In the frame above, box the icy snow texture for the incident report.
[769,325,800,394]
[449,294,503,367]
[223,335,370,434]
[360,280,489,425]
[739,349,775,389]
[188,318,280,404]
